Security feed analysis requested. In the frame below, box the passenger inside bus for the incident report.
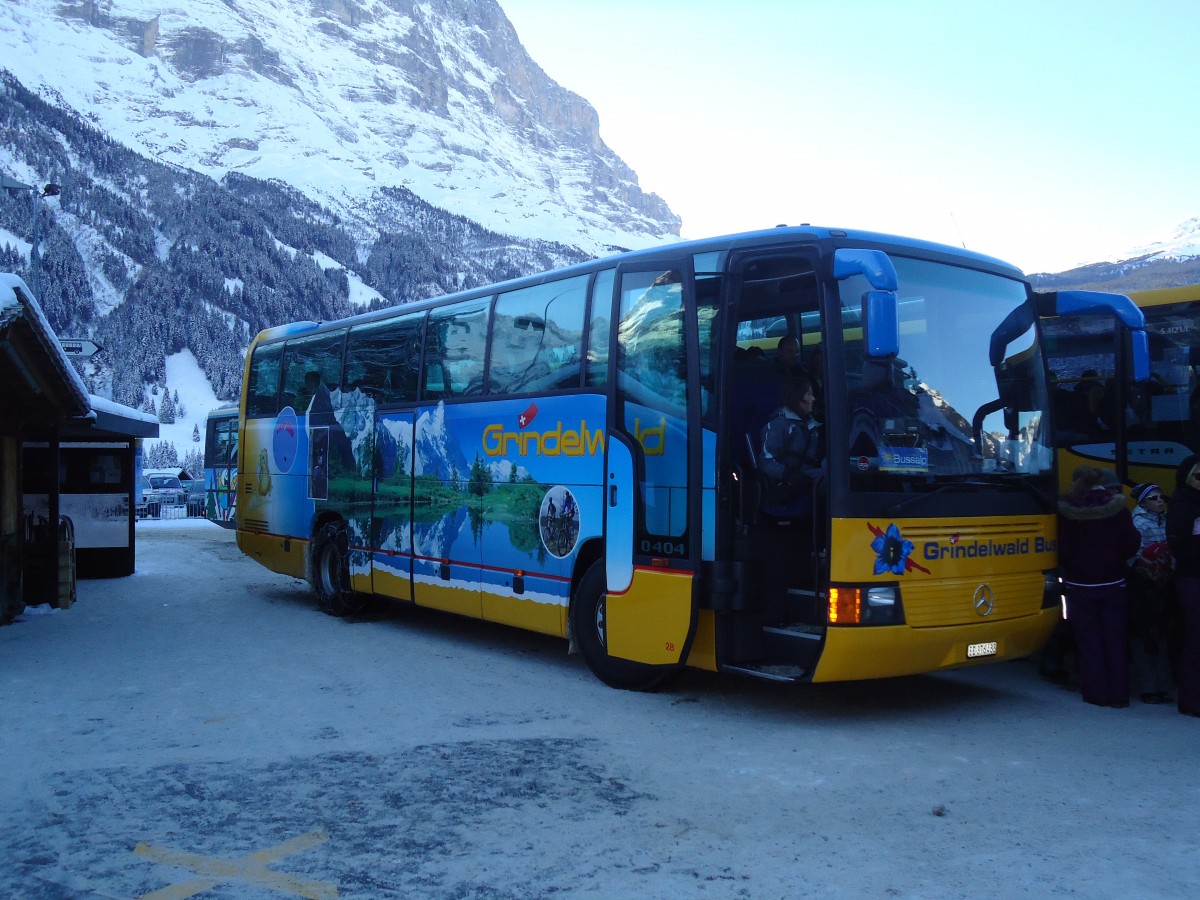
[775,335,802,375]
[1054,371,1115,440]
[758,374,824,519]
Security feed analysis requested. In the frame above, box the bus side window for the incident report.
[586,268,615,388]
[617,270,686,408]
[280,331,345,412]
[345,313,423,405]
[696,275,721,420]
[426,301,489,398]
[489,274,587,395]
[245,343,283,419]
[219,419,238,465]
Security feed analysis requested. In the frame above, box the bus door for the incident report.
[369,410,416,601]
[603,261,701,665]
[204,410,239,527]
[723,251,825,629]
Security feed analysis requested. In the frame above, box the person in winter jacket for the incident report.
[1165,453,1200,717]
[1057,466,1141,708]
[759,374,823,517]
[1127,482,1174,704]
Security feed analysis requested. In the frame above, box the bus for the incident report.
[204,405,239,528]
[1044,285,1198,491]
[231,225,1144,689]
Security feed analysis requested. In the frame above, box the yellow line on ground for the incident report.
[133,828,338,899]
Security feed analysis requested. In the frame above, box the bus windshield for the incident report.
[841,256,1051,489]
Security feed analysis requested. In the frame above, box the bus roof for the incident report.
[1127,284,1200,309]
[252,224,1025,345]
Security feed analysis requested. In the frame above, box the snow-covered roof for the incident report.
[0,272,90,415]
[86,392,160,438]
[2,273,158,437]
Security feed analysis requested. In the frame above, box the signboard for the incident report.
[59,338,102,358]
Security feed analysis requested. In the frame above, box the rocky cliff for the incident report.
[1,0,680,254]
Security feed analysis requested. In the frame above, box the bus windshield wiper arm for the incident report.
[1001,473,1057,512]
[888,476,1056,515]
[887,481,990,515]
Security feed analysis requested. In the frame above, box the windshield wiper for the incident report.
[997,472,1057,512]
[887,475,1056,516]
[887,481,991,515]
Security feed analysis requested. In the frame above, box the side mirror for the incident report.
[1130,329,1150,382]
[864,290,899,359]
[1039,290,1150,381]
[834,249,900,359]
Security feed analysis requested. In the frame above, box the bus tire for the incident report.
[312,521,365,617]
[570,561,675,691]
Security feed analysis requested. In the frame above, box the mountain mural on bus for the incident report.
[239,383,609,610]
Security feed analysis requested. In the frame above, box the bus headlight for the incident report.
[828,585,903,625]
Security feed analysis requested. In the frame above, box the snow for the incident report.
[0,0,675,257]
[1,521,1197,897]
[147,348,229,459]
[0,226,32,260]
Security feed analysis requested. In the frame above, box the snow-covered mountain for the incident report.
[0,0,685,431]
[1116,217,1200,265]
[1031,217,1200,293]
[0,0,679,255]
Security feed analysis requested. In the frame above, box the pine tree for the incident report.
[159,384,176,423]
[182,448,204,479]
[192,424,201,442]
[468,453,492,497]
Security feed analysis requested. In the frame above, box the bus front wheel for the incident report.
[570,561,674,691]
[312,521,365,617]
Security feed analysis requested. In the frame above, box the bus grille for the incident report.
[903,571,1045,627]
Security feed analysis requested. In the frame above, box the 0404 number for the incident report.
[641,540,685,557]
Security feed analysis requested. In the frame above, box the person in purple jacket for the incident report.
[1057,466,1141,708]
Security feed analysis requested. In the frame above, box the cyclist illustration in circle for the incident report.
[539,486,580,559]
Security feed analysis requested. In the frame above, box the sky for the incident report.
[499,0,1200,274]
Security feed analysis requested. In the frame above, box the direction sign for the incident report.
[59,338,102,358]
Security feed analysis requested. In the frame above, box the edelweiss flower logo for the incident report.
[868,523,930,575]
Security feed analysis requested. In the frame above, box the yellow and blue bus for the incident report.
[204,405,239,528]
[231,225,1144,689]
[1045,285,1198,490]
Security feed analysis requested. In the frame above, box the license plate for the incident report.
[967,641,998,658]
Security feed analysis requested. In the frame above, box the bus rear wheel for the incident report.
[312,521,365,617]
[570,561,675,691]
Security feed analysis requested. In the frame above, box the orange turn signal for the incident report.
[828,587,862,624]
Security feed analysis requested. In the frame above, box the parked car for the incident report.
[145,471,187,507]
[118,474,152,518]
[137,474,152,517]
[183,479,206,517]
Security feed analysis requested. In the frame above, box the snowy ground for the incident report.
[1,520,1197,899]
